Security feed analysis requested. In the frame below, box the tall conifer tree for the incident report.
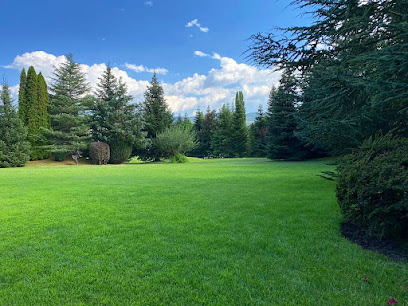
[231,91,248,157]
[248,104,268,157]
[139,73,173,160]
[92,66,148,163]
[18,68,28,124]
[0,82,30,167]
[212,104,234,157]
[44,54,91,161]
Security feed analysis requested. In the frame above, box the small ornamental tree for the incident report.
[336,134,408,240]
[0,82,30,167]
[155,125,196,158]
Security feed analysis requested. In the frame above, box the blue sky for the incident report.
[0,0,309,115]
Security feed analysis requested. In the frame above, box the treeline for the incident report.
[0,53,325,167]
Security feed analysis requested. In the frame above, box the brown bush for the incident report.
[89,142,110,165]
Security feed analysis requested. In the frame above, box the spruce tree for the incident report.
[266,72,305,160]
[248,104,268,157]
[18,68,28,124]
[139,73,173,160]
[44,54,91,161]
[231,91,248,157]
[212,104,234,157]
[92,66,148,164]
[0,82,30,167]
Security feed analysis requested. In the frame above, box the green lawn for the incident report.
[0,158,406,305]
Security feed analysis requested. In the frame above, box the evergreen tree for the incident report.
[0,82,30,167]
[25,66,38,130]
[212,104,234,157]
[183,114,193,131]
[248,104,268,157]
[266,72,306,160]
[92,66,148,164]
[194,106,217,157]
[44,54,91,161]
[231,91,248,157]
[139,73,173,160]
[29,72,50,160]
[249,0,408,154]
[18,68,28,124]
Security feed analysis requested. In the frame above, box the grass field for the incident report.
[0,158,406,305]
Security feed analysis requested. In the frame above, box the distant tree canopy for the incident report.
[249,0,408,155]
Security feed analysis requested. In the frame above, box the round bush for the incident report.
[54,152,66,162]
[89,142,110,165]
[110,141,132,164]
[336,134,408,240]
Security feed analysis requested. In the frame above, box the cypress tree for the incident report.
[92,66,148,164]
[139,73,173,161]
[25,66,38,130]
[0,82,30,167]
[18,68,28,124]
[231,91,248,157]
[212,104,234,157]
[44,54,91,161]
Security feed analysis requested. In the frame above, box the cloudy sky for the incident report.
[0,0,309,115]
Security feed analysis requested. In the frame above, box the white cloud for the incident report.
[185,19,209,33]
[5,51,280,115]
[194,51,209,57]
[125,63,168,75]
[144,1,153,7]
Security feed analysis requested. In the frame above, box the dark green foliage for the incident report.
[175,114,193,132]
[249,0,408,155]
[155,125,196,157]
[266,74,306,160]
[0,82,30,167]
[231,92,248,157]
[212,104,234,157]
[139,73,173,160]
[248,105,268,157]
[89,142,110,165]
[92,66,148,164]
[53,152,66,162]
[194,107,216,157]
[44,54,91,160]
[18,68,27,124]
[336,134,408,240]
[25,66,38,129]
[30,72,50,160]
[109,140,132,164]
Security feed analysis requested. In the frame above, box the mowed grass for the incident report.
[0,159,406,305]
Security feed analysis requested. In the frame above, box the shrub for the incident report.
[89,142,110,165]
[110,140,132,164]
[54,152,66,161]
[169,153,188,163]
[155,125,196,157]
[336,134,408,240]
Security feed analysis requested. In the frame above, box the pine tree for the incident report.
[44,54,91,161]
[18,68,28,124]
[139,73,173,160]
[231,91,248,157]
[92,66,148,164]
[0,82,30,167]
[266,72,305,160]
[212,104,234,157]
[248,104,268,157]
